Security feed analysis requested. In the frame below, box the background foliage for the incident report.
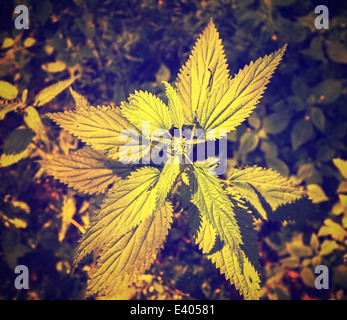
[1,0,347,300]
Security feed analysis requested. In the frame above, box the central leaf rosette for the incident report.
[117,117,228,175]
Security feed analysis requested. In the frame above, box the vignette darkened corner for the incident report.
[0,0,347,301]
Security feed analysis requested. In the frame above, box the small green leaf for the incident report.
[326,40,347,64]
[286,236,313,258]
[280,256,300,268]
[36,0,53,25]
[291,118,313,150]
[22,89,28,104]
[313,79,342,104]
[291,77,309,101]
[276,18,306,43]
[247,112,261,129]
[2,38,14,49]
[316,145,335,162]
[2,128,34,156]
[265,156,289,177]
[260,139,278,158]
[0,128,34,167]
[309,36,326,62]
[310,233,319,251]
[239,131,259,154]
[23,38,36,48]
[156,64,171,83]
[297,163,315,181]
[263,112,291,134]
[310,107,325,132]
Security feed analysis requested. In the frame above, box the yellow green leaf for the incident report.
[192,165,242,251]
[239,131,259,154]
[0,81,18,100]
[34,77,77,106]
[319,239,339,255]
[58,194,76,242]
[310,233,319,251]
[280,256,300,268]
[175,18,230,124]
[337,181,347,194]
[155,63,171,83]
[0,212,27,229]
[154,160,181,209]
[42,60,66,73]
[162,81,184,129]
[307,184,329,203]
[24,106,49,144]
[286,236,313,258]
[41,147,133,195]
[22,89,28,104]
[196,45,287,133]
[47,106,144,161]
[333,158,347,180]
[86,201,173,297]
[69,87,90,111]
[312,255,322,266]
[0,128,34,167]
[190,206,260,300]
[0,102,21,120]
[318,218,347,241]
[74,166,161,266]
[23,37,36,47]
[2,38,14,49]
[0,146,33,168]
[300,267,315,288]
[121,90,172,133]
[227,166,304,219]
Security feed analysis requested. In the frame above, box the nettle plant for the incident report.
[43,19,305,300]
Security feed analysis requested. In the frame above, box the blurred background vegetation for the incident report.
[1,0,347,300]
